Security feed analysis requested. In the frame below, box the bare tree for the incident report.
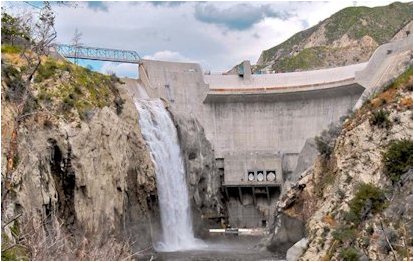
[71,28,82,64]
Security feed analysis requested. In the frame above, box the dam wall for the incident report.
[132,33,412,228]
[138,59,365,167]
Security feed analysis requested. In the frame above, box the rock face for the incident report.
[171,112,225,236]
[263,167,314,253]
[267,213,305,253]
[264,66,413,260]
[2,84,159,253]
[283,138,318,193]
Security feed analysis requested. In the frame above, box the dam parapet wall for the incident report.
[205,62,366,91]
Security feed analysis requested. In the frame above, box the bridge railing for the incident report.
[54,44,141,64]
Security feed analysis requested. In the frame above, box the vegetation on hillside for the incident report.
[259,25,318,66]
[256,2,412,73]
[311,64,413,261]
[383,139,413,183]
[275,46,328,72]
[324,3,411,44]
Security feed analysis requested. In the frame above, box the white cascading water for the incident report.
[134,99,205,252]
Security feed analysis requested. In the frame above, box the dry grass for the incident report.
[3,215,135,261]
[342,66,413,132]
[400,96,413,109]
[322,214,337,227]
[370,87,398,108]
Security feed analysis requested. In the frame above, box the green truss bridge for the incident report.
[54,44,141,64]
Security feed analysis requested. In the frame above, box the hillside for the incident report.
[254,1,412,73]
[1,42,161,259]
[263,66,413,260]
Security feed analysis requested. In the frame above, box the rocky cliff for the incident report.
[171,112,225,236]
[1,50,158,260]
[254,2,412,73]
[265,66,413,260]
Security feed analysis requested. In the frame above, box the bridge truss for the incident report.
[54,44,141,64]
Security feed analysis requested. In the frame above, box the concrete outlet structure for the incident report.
[131,34,412,228]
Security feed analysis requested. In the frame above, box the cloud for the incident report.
[100,62,138,78]
[86,1,108,12]
[194,3,293,30]
[253,33,261,39]
[143,50,196,63]
[23,0,403,73]
[147,1,186,8]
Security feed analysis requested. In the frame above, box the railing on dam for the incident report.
[54,44,141,64]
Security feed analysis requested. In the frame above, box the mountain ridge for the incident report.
[238,2,412,74]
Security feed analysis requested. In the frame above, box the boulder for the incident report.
[286,238,308,261]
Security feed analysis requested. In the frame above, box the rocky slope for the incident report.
[254,2,412,73]
[264,66,413,260]
[1,49,158,260]
[171,113,225,236]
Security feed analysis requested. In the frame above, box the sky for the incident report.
[3,0,408,78]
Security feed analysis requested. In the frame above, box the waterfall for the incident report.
[134,99,204,252]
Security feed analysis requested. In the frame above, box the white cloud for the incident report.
[100,62,138,78]
[143,50,196,63]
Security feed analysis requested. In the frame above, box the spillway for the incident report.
[134,99,204,252]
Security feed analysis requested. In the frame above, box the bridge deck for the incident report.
[54,44,141,64]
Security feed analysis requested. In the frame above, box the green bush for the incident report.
[339,247,359,261]
[35,58,71,83]
[315,123,342,157]
[383,139,413,183]
[332,226,356,243]
[35,59,59,82]
[62,96,75,110]
[346,183,386,224]
[2,63,25,102]
[315,135,332,156]
[370,109,391,128]
[1,44,22,54]
[1,11,31,44]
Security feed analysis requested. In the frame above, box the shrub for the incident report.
[315,123,342,157]
[1,11,31,44]
[1,44,22,54]
[366,224,374,235]
[382,139,413,183]
[338,189,346,200]
[315,135,332,156]
[370,109,391,128]
[339,247,359,261]
[43,119,53,129]
[2,63,25,103]
[332,225,357,243]
[114,96,125,115]
[346,183,386,224]
[62,96,75,110]
[21,94,39,115]
[35,59,62,83]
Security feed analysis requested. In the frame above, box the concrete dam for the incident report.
[128,34,412,229]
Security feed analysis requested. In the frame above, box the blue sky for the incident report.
[4,1,407,78]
